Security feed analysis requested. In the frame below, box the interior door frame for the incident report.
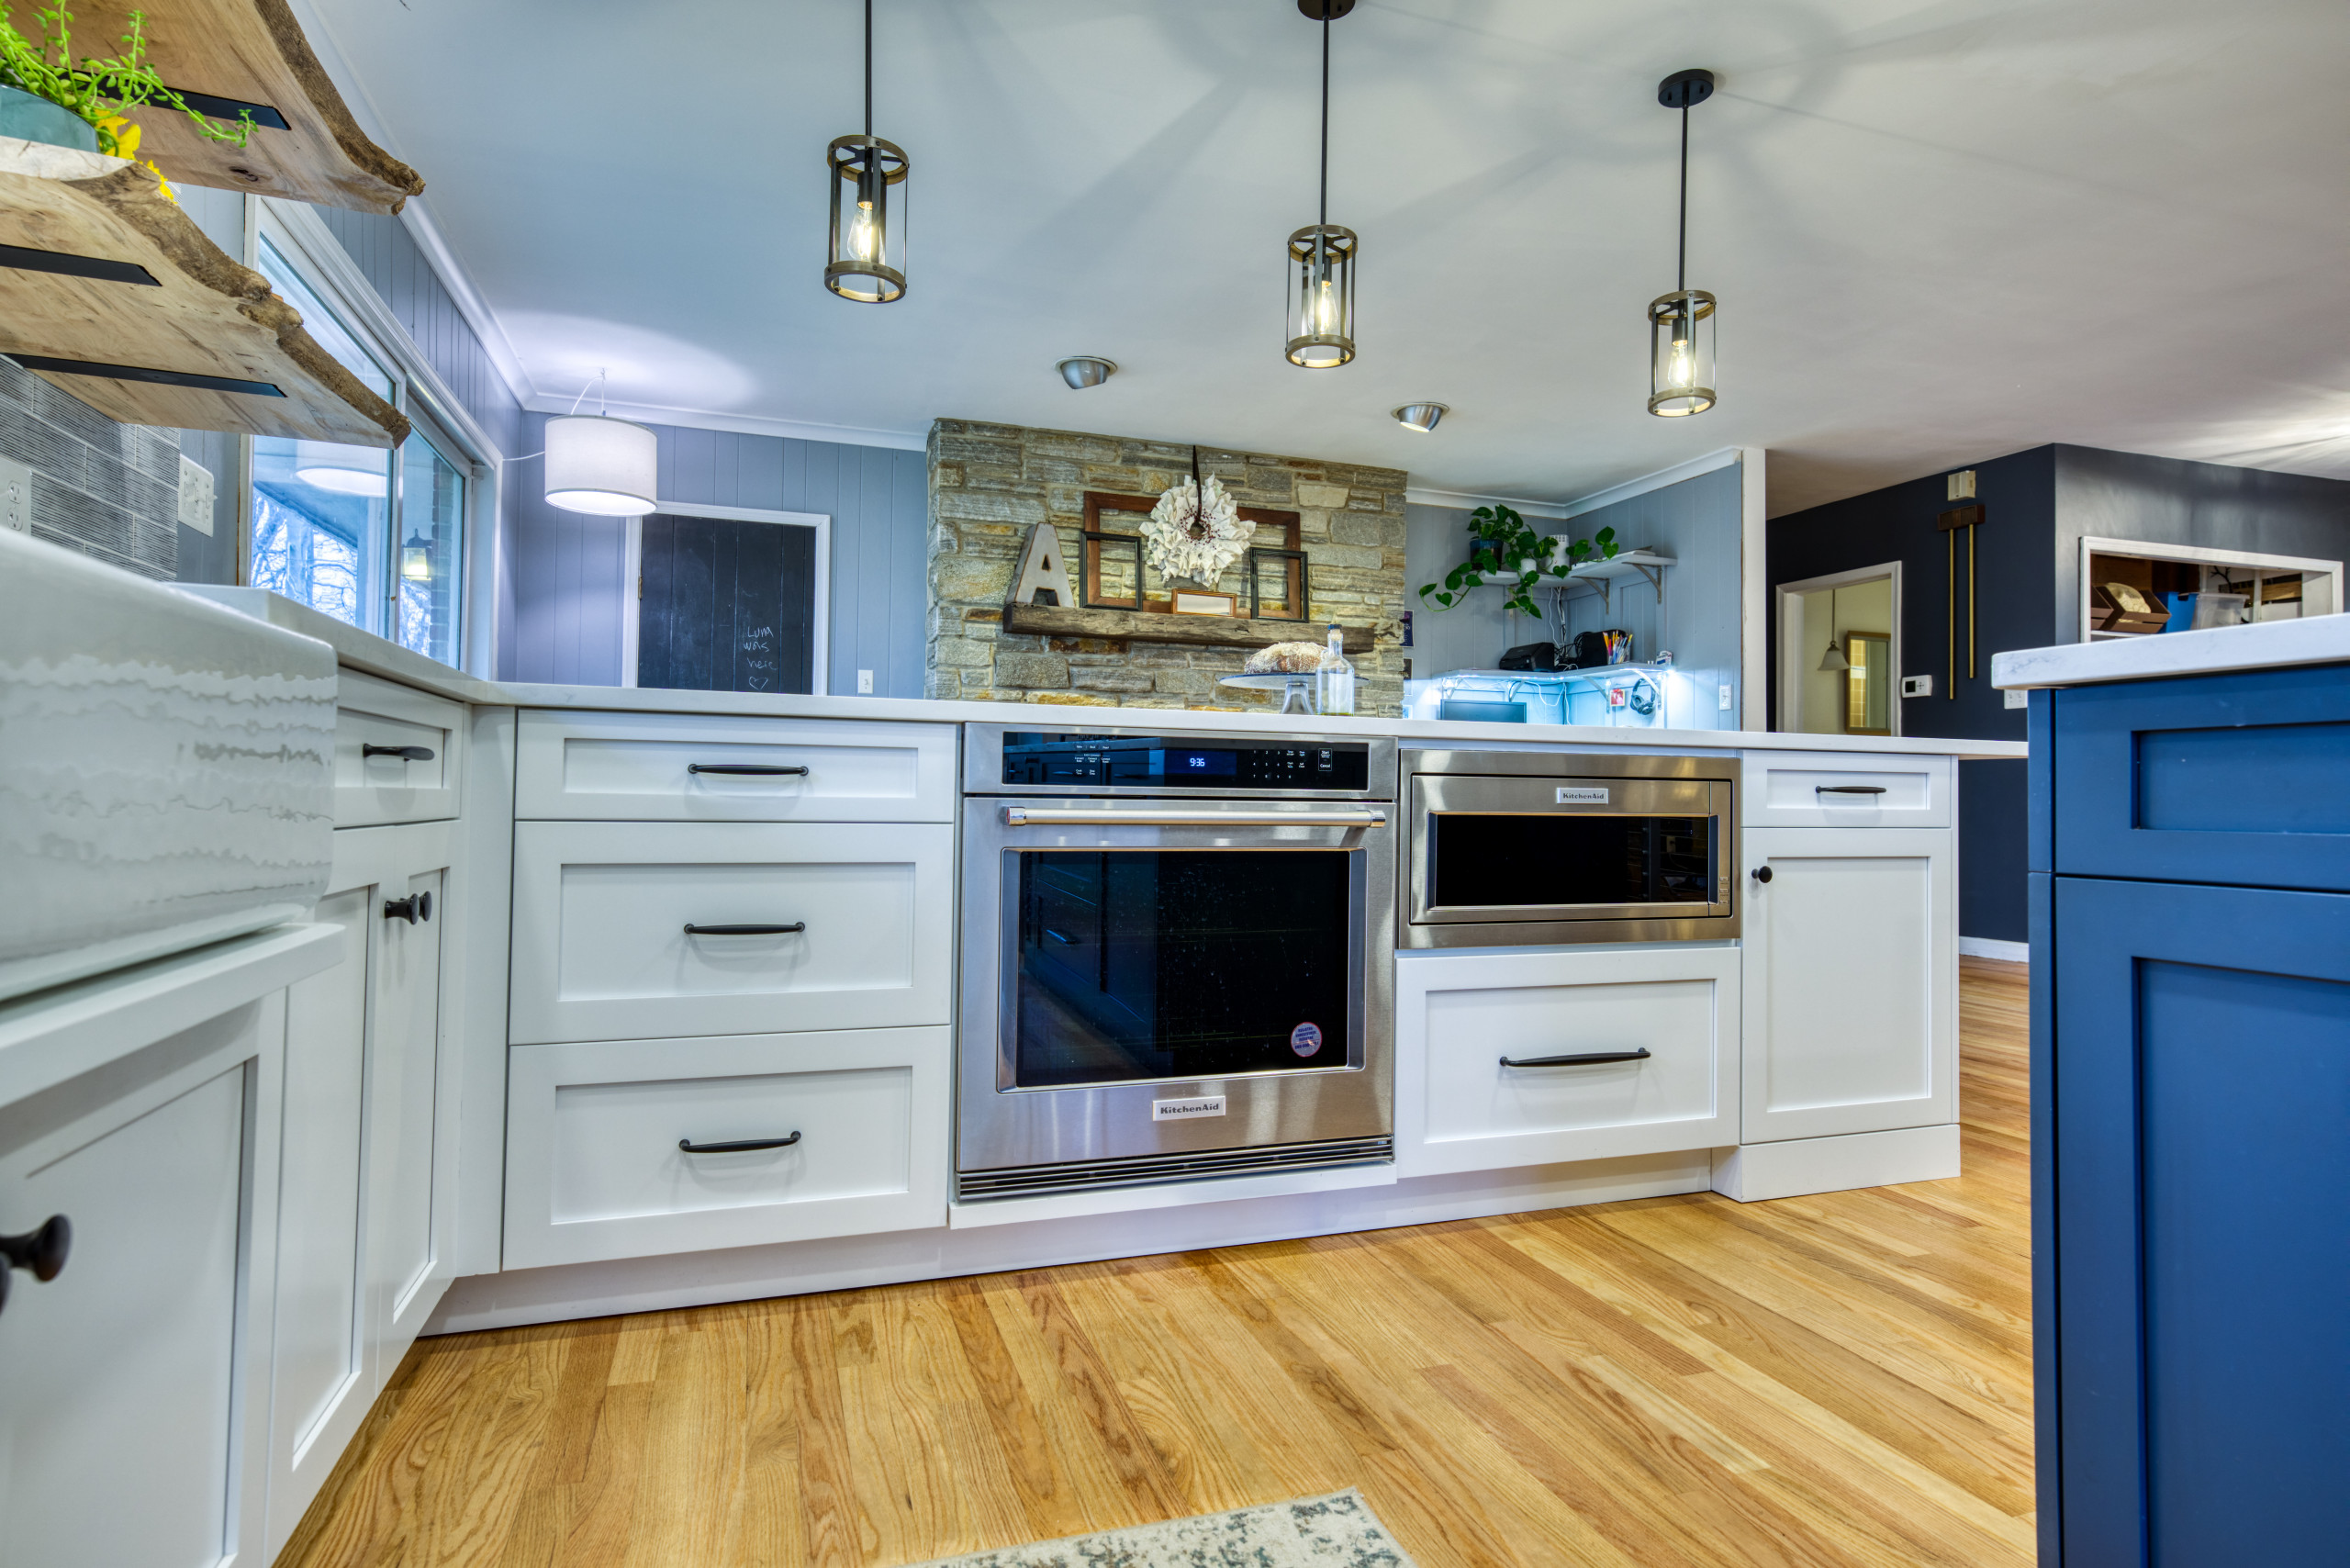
[1774,561,1903,737]
[621,503,831,693]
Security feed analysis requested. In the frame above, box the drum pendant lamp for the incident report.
[543,376,657,516]
[825,0,909,302]
[1648,68,1718,417]
[1285,0,1358,369]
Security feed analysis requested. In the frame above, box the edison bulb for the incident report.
[1664,326,1695,390]
[1310,276,1339,335]
[845,203,878,262]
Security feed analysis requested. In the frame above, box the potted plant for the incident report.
[1417,503,1617,620]
[1,6,255,161]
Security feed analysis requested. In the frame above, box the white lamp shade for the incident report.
[544,415,657,516]
[294,441,390,497]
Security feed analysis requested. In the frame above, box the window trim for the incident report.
[621,504,833,694]
[248,198,503,676]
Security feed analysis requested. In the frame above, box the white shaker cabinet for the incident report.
[1737,825,1958,1144]
[263,820,457,1556]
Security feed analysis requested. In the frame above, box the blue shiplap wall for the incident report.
[509,415,929,697]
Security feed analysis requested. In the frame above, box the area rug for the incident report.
[901,1489,1418,1568]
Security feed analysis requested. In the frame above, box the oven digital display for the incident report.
[1000,733,1369,790]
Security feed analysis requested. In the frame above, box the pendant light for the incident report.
[1648,67,1718,417]
[1285,0,1357,369]
[825,0,909,302]
[1816,587,1849,670]
[543,374,657,517]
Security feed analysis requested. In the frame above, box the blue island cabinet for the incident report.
[2030,663,2350,1567]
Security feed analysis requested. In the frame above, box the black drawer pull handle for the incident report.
[679,1132,802,1154]
[688,763,810,777]
[363,744,435,762]
[1815,784,1887,795]
[384,891,433,924]
[682,922,805,935]
[1500,1048,1653,1068]
[0,1215,72,1316]
[1751,866,1773,883]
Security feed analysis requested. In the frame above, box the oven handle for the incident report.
[1001,806,1387,827]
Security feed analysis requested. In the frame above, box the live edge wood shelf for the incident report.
[52,0,424,214]
[1002,600,1372,653]
[0,144,409,445]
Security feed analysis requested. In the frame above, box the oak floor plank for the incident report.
[285,962,2037,1568]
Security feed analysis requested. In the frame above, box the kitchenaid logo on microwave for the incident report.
[1152,1094,1227,1122]
[1556,785,1611,804]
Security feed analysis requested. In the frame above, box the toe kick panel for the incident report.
[509,821,954,1043]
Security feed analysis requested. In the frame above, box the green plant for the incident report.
[1417,504,1617,620]
[0,6,255,158]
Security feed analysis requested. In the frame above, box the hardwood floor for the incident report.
[284,958,2033,1568]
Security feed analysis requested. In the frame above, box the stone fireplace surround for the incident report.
[925,418,1407,713]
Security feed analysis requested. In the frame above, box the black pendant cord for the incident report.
[1675,105,1688,293]
[863,0,874,137]
[1318,10,1330,229]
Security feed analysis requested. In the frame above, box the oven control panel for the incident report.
[998,733,1371,792]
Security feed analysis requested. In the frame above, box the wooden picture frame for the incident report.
[1079,491,1302,617]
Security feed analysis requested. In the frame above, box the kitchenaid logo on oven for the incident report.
[1152,1094,1227,1121]
[1556,785,1610,804]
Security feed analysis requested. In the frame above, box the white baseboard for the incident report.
[1959,936,2030,963]
[424,1151,1713,1334]
[1710,1124,1961,1203]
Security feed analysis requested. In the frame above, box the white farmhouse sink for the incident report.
[0,528,335,1000]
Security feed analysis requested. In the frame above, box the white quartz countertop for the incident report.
[183,587,2027,761]
[1993,614,2350,690]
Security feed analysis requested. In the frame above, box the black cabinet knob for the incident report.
[385,890,434,924]
[1751,866,1773,883]
[0,1215,72,1317]
[362,744,436,762]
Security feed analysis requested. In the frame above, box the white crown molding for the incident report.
[1560,447,1742,519]
[524,397,927,453]
[1403,486,1573,519]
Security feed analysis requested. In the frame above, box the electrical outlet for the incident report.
[176,454,215,536]
[2005,688,2029,710]
[856,669,874,694]
[1718,683,1734,711]
[0,456,31,535]
[1902,675,1933,699]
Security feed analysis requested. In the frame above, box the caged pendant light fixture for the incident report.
[1648,67,1718,417]
[1285,0,1357,369]
[825,0,909,302]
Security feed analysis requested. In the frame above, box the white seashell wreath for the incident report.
[1143,473,1251,585]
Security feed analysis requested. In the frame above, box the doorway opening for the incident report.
[1776,564,1901,737]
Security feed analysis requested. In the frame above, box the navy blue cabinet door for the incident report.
[2052,876,2350,1567]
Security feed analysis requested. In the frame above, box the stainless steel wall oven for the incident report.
[1402,749,1739,947]
[959,726,1396,1201]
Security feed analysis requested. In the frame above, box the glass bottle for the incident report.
[1317,622,1356,716]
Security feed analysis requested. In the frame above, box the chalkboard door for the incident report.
[637,514,816,693]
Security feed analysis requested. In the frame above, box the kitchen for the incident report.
[3,3,2345,1566]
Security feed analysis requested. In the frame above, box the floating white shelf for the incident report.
[1555,547,1674,611]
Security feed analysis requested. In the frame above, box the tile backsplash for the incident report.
[0,355,182,580]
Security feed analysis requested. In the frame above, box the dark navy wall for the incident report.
[1769,445,2055,943]
[2052,446,2350,644]
[508,416,928,697]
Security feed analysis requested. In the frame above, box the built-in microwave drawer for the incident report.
[509,821,954,1043]
[1740,751,1950,829]
[502,1026,950,1268]
[1394,946,1739,1176]
[1406,773,1733,935]
[334,669,461,827]
[515,710,956,823]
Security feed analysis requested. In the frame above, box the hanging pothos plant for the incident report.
[1418,504,1617,620]
[0,6,257,162]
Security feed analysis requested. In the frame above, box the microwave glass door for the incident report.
[1009,847,1358,1089]
[1412,775,1729,924]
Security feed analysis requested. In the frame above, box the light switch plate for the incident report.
[2005,688,2029,709]
[0,455,31,534]
[176,454,216,536]
[1902,674,1933,698]
[857,669,874,694]
[1717,683,1734,711]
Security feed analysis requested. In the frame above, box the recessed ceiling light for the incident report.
[1392,403,1447,432]
[1058,356,1117,389]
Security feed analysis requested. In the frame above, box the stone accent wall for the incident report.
[925,418,1407,713]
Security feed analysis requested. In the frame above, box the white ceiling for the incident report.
[302,0,2350,515]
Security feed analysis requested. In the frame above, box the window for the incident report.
[245,218,486,669]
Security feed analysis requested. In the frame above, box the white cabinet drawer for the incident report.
[503,1027,949,1268]
[509,821,954,1043]
[334,669,463,827]
[1395,946,1739,1177]
[1740,751,1950,829]
[515,710,956,823]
